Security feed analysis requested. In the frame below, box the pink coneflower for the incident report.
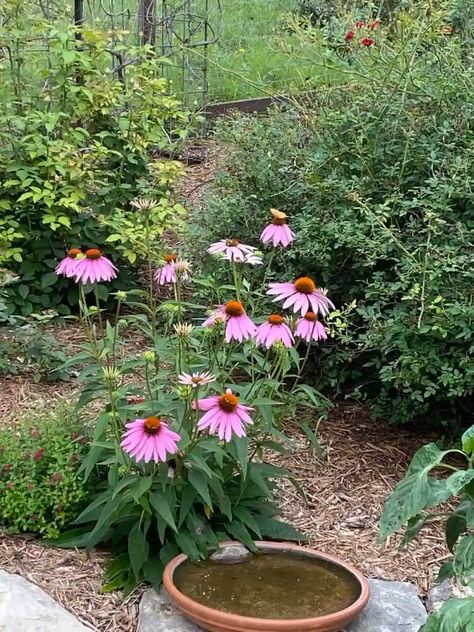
[224,301,256,343]
[255,314,294,349]
[267,277,334,316]
[193,388,253,442]
[260,209,295,248]
[295,312,328,343]
[121,416,181,463]
[178,371,215,388]
[154,254,177,285]
[55,248,82,279]
[202,306,227,328]
[208,239,256,262]
[243,252,263,265]
[74,248,117,284]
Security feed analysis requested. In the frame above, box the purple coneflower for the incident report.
[202,306,227,328]
[121,416,181,463]
[208,238,256,262]
[260,209,295,248]
[178,371,215,388]
[55,248,82,279]
[154,254,177,285]
[224,301,256,343]
[295,312,328,343]
[74,249,117,284]
[255,314,294,349]
[267,277,334,316]
[193,388,253,442]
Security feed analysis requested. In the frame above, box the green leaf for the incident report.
[453,534,474,581]
[379,444,452,542]
[176,530,202,561]
[128,524,149,581]
[188,469,213,509]
[143,556,164,586]
[41,272,58,288]
[150,492,177,532]
[131,476,153,502]
[462,426,474,455]
[224,521,257,552]
[73,492,110,525]
[232,506,262,537]
[256,516,307,542]
[233,437,249,479]
[419,597,474,632]
[446,514,467,553]
[178,486,196,528]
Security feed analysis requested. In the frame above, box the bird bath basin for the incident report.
[163,541,369,631]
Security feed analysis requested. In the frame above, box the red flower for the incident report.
[355,20,366,28]
[2,464,12,473]
[362,37,375,47]
[369,20,381,30]
[126,395,146,405]
[345,30,356,42]
[5,481,13,490]
[34,448,45,462]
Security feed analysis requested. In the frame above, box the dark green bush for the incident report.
[195,4,474,428]
[0,403,91,538]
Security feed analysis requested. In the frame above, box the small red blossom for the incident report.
[355,20,366,28]
[34,448,45,462]
[362,37,375,47]
[5,481,13,490]
[30,428,40,439]
[126,395,146,405]
[369,20,381,30]
[2,464,12,473]
[345,30,355,42]
[71,431,80,440]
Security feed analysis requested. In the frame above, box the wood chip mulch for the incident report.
[274,406,447,596]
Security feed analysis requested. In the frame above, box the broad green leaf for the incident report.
[150,492,177,532]
[233,506,262,537]
[73,492,110,525]
[224,521,257,552]
[128,525,149,580]
[131,476,153,502]
[178,486,196,528]
[453,534,474,580]
[446,514,467,553]
[420,597,474,632]
[143,556,164,586]
[176,530,202,561]
[462,426,474,455]
[232,436,249,479]
[379,444,452,541]
[111,475,138,500]
[159,542,180,567]
[256,516,307,542]
[188,469,213,509]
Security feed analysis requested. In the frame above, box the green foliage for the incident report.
[197,2,474,427]
[0,403,91,538]
[0,4,193,317]
[381,425,474,629]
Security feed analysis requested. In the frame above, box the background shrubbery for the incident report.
[192,2,474,428]
[0,2,192,318]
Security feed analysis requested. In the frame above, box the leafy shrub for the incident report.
[380,425,474,631]
[196,3,474,428]
[0,3,193,318]
[0,403,91,538]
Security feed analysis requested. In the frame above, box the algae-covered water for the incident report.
[174,551,361,619]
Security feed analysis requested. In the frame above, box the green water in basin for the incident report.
[173,550,361,619]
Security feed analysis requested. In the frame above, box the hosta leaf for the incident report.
[420,597,474,632]
[453,534,474,580]
[379,444,452,541]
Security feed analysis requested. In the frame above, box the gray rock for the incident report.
[210,544,252,564]
[0,569,92,631]
[138,588,202,632]
[426,575,474,612]
[346,579,427,632]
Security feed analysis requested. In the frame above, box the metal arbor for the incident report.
[74,0,220,107]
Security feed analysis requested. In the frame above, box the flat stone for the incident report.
[426,575,474,612]
[210,544,252,564]
[138,588,202,632]
[346,579,427,632]
[139,578,427,632]
[0,569,91,631]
